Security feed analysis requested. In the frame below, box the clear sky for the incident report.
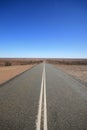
[0,0,87,58]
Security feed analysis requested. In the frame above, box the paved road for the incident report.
[0,63,87,130]
[0,63,43,130]
[46,63,87,130]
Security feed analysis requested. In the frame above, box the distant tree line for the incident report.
[4,60,43,66]
[46,60,87,65]
[20,60,43,65]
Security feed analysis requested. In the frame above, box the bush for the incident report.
[5,61,12,66]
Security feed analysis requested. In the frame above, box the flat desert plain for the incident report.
[56,64,87,85]
[0,65,33,85]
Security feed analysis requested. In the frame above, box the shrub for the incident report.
[5,61,12,66]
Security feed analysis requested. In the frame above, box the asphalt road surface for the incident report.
[0,63,87,130]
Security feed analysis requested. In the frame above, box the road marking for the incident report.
[43,63,48,130]
[36,63,48,130]
[36,64,44,130]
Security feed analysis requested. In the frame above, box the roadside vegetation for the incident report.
[5,61,12,66]
[0,59,43,66]
[46,59,87,65]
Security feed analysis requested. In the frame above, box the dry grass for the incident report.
[0,65,34,85]
[55,65,87,84]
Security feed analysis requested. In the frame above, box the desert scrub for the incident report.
[5,61,12,66]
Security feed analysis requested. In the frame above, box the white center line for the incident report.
[36,64,44,130]
[43,63,48,130]
[36,62,48,130]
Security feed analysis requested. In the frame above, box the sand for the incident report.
[55,65,87,85]
[0,65,34,85]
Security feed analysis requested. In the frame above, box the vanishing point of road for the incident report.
[0,63,87,130]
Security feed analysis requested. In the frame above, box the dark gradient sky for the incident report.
[0,0,87,58]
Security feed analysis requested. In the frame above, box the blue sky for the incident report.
[0,0,87,58]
